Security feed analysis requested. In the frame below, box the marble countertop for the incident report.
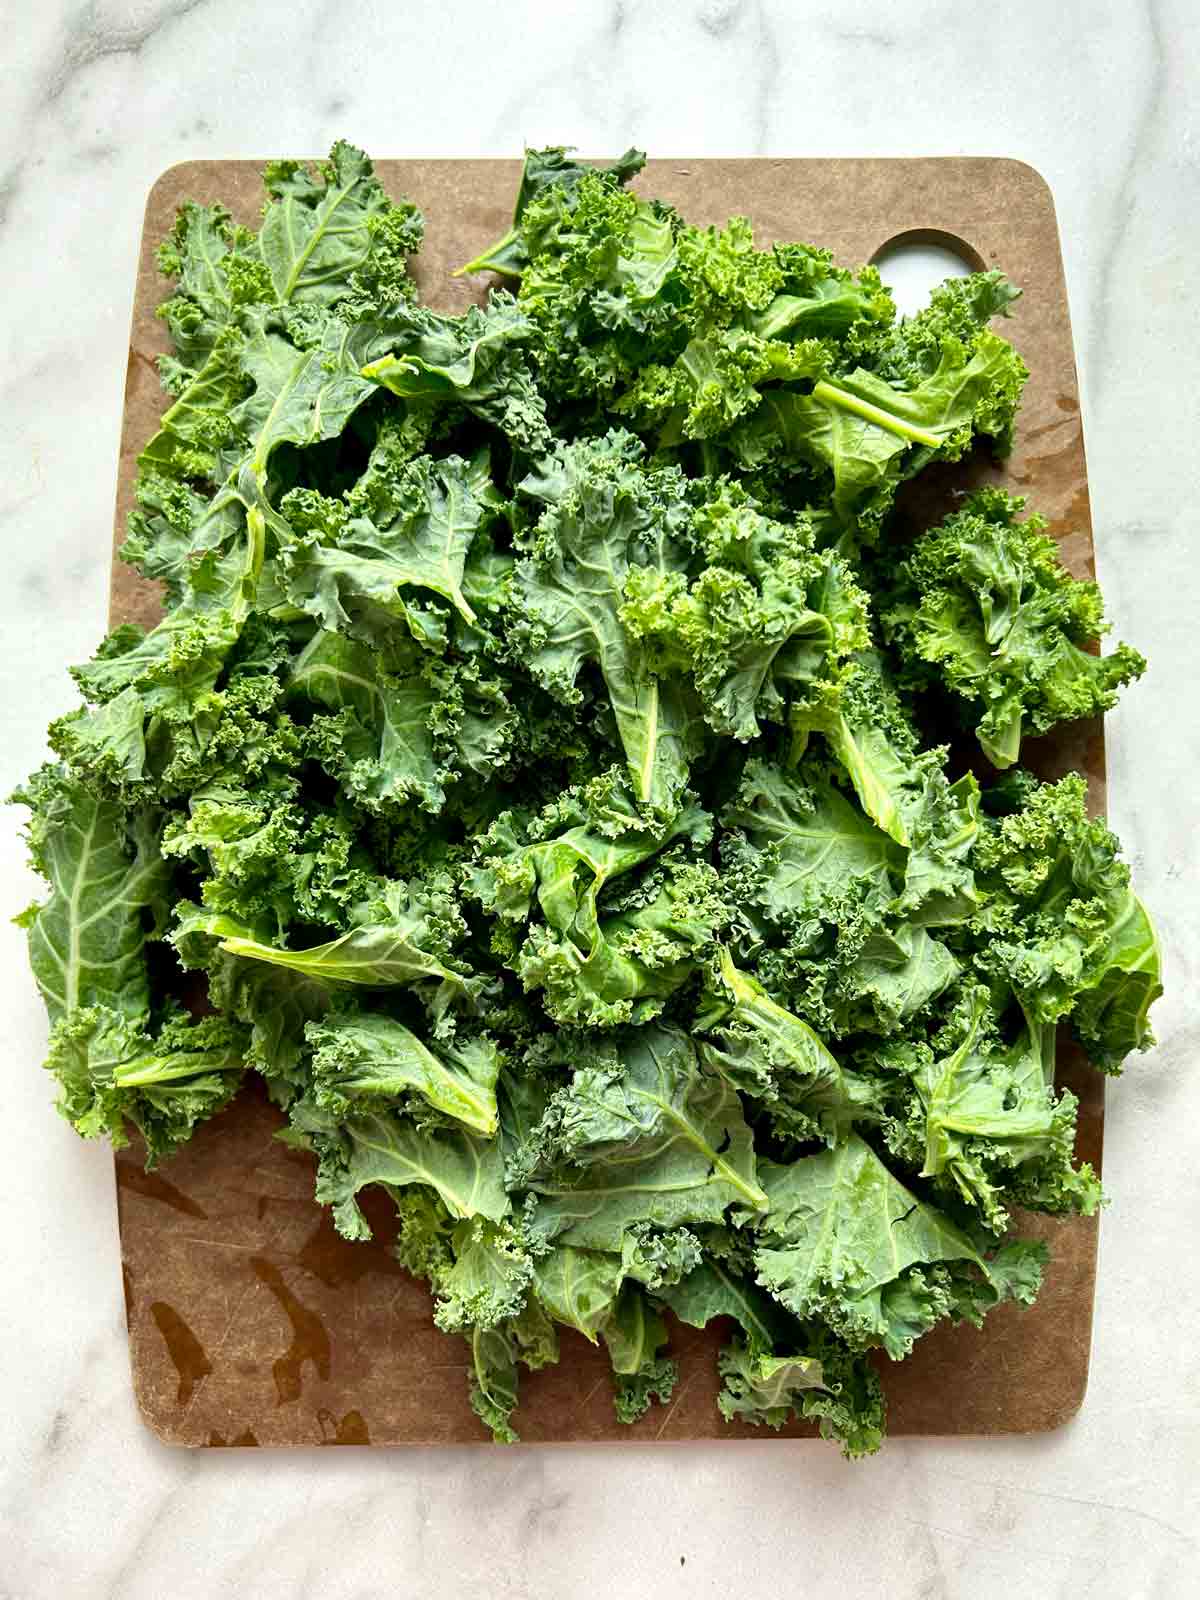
[1,2,1197,1595]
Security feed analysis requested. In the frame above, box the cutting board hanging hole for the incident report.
[872,228,985,318]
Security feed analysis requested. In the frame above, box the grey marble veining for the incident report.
[2,2,1198,1596]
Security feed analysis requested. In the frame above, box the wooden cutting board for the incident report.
[110,158,1105,1447]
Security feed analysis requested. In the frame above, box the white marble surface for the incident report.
[1,2,1198,1595]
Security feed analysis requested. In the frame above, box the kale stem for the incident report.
[811,379,942,449]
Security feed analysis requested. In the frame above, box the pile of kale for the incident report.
[15,144,1160,1453]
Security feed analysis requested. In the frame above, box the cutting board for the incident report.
[110,158,1105,1447]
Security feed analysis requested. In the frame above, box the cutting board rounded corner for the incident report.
[126,1358,199,1450]
[985,155,1059,212]
[143,159,225,220]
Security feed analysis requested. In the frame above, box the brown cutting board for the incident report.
[111,158,1105,1447]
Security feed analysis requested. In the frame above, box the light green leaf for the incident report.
[138,336,249,481]
[466,1298,560,1444]
[233,316,376,476]
[281,453,492,630]
[288,631,446,813]
[972,773,1162,1069]
[881,490,1145,768]
[656,1257,795,1348]
[433,1218,532,1332]
[468,1324,521,1443]
[720,1342,826,1413]
[457,145,645,277]
[45,1006,246,1165]
[699,951,879,1142]
[716,1331,886,1458]
[789,684,915,847]
[361,294,550,451]
[529,1027,767,1248]
[602,1283,679,1421]
[907,988,1084,1226]
[842,924,960,1030]
[50,687,148,787]
[722,757,901,914]
[750,1134,984,1351]
[513,439,699,813]
[259,141,391,306]
[77,316,376,720]
[308,1010,500,1135]
[1073,891,1162,1072]
[172,882,475,1018]
[14,772,168,1023]
[206,949,330,1105]
[788,331,1026,527]
[470,785,719,1027]
[296,1105,510,1237]
[531,1245,625,1341]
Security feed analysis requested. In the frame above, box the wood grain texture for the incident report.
[111,157,1105,1447]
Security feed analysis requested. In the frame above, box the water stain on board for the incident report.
[317,1408,371,1445]
[1013,425,1084,494]
[1013,405,1079,465]
[117,1162,207,1220]
[251,1257,331,1405]
[297,1205,403,1289]
[1047,482,1093,546]
[1016,390,1079,443]
[150,1302,213,1407]
[207,1428,260,1447]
